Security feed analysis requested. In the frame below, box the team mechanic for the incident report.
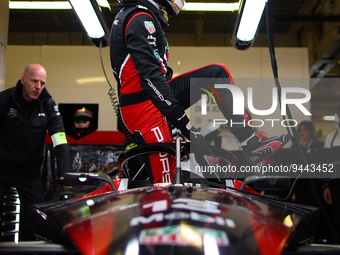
[0,64,72,240]
[110,0,291,183]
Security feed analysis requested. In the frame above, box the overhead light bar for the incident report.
[236,0,266,41]
[9,1,238,12]
[9,1,72,10]
[68,0,112,47]
[323,115,336,121]
[183,2,240,12]
[9,0,112,47]
[69,0,105,39]
[97,0,110,9]
[231,0,267,50]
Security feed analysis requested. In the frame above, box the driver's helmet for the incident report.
[155,0,186,16]
[73,107,93,129]
[119,0,185,16]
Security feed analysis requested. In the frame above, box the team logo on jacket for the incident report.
[54,105,61,116]
[7,108,17,118]
[144,21,156,34]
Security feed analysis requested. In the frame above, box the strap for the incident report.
[120,91,150,107]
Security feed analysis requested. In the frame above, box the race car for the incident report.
[0,138,339,255]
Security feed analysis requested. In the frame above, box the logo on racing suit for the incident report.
[144,21,156,34]
[154,49,160,59]
[148,35,157,46]
[151,126,172,183]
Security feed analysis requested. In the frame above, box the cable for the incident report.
[265,3,309,204]
[265,0,308,204]
[99,41,137,147]
[265,1,309,200]
[265,2,307,164]
[99,41,120,115]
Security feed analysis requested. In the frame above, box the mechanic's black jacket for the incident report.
[0,80,71,177]
[110,1,189,131]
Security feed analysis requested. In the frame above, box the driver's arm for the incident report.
[125,11,190,135]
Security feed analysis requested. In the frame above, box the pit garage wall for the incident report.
[4,45,310,144]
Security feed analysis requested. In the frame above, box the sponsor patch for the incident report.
[144,21,156,34]
[154,49,160,59]
[139,225,229,246]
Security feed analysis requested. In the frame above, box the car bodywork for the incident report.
[0,142,339,255]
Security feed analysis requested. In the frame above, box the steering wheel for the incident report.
[118,141,238,184]
[195,145,238,182]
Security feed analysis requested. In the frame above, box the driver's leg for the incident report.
[121,100,176,184]
[168,63,291,165]
[168,63,253,141]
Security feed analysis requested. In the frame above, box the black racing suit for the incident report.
[110,1,252,183]
[0,80,72,240]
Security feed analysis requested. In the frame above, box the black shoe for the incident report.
[242,132,291,165]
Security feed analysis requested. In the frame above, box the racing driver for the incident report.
[110,0,291,183]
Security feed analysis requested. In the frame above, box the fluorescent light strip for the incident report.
[69,0,105,39]
[97,0,110,9]
[236,0,267,41]
[323,115,336,121]
[9,1,72,10]
[9,1,239,11]
[184,2,240,12]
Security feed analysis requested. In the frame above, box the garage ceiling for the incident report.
[7,0,340,75]
[6,0,340,116]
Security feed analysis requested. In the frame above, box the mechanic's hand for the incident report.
[190,127,211,156]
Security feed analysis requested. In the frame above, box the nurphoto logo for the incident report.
[200,84,311,116]
[194,79,311,130]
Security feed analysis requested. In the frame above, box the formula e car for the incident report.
[0,138,339,255]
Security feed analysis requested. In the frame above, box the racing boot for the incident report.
[241,131,291,165]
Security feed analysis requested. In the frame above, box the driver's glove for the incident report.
[180,122,211,156]
[189,126,211,156]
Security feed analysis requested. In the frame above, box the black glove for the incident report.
[178,120,211,155]
[189,127,211,156]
